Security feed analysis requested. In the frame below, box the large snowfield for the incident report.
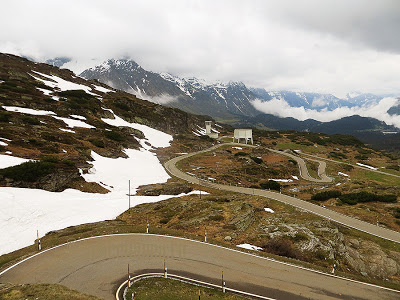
[0,113,193,256]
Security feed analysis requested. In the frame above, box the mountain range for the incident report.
[43,56,400,151]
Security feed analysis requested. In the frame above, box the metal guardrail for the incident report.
[116,272,276,300]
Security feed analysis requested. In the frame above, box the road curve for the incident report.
[1,234,399,300]
[267,148,332,183]
[164,143,400,243]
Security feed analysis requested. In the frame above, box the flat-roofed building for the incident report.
[233,129,253,144]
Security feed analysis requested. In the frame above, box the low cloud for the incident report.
[251,97,400,128]
[134,93,178,105]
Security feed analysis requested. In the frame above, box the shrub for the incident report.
[105,130,125,142]
[328,152,347,160]
[339,192,397,205]
[208,215,224,221]
[0,160,56,182]
[263,238,303,259]
[90,139,105,148]
[251,156,263,164]
[387,165,400,171]
[311,190,342,201]
[260,180,281,191]
[22,115,40,125]
[0,111,11,122]
[234,151,247,157]
[288,159,297,165]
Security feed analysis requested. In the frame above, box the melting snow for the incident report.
[36,87,53,97]
[291,175,299,180]
[53,116,95,129]
[270,178,293,182]
[93,85,114,93]
[59,128,76,133]
[0,154,31,169]
[0,119,176,255]
[0,141,7,146]
[2,106,55,116]
[237,244,263,251]
[264,208,275,213]
[356,163,378,170]
[232,147,242,150]
[338,172,349,177]
[31,71,99,96]
[70,114,86,120]
[102,112,172,148]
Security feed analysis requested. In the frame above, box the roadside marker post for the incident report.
[205,229,207,243]
[128,264,131,287]
[146,215,149,233]
[128,180,131,214]
[221,271,224,292]
[198,289,201,300]
[164,259,167,278]
[37,230,41,251]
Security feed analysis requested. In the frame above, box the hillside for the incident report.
[0,53,211,192]
[0,52,220,255]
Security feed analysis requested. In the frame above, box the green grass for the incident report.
[126,277,244,299]
[353,169,400,186]
[276,142,325,153]
[0,283,100,300]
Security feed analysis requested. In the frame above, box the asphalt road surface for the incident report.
[164,143,400,243]
[1,234,399,300]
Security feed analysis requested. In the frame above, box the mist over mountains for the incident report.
[40,56,400,150]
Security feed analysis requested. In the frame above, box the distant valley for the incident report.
[45,57,400,152]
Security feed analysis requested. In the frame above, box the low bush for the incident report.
[90,139,104,148]
[263,238,303,259]
[339,191,397,205]
[0,111,11,122]
[250,156,263,164]
[234,151,247,157]
[311,190,342,201]
[0,160,56,182]
[105,130,125,142]
[260,180,281,191]
[208,215,224,221]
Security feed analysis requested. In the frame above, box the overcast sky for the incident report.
[1,0,400,97]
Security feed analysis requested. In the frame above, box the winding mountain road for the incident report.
[267,148,332,183]
[1,234,399,300]
[164,143,400,243]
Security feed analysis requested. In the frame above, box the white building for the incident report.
[233,129,253,144]
[205,121,219,139]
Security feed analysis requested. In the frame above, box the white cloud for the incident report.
[0,1,400,96]
[251,97,400,128]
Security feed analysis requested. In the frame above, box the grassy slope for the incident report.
[126,277,243,300]
[0,283,100,300]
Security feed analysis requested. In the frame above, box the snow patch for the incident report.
[356,163,378,170]
[2,106,55,116]
[338,172,349,177]
[53,116,95,129]
[93,85,114,93]
[101,112,172,148]
[237,244,263,251]
[270,178,293,182]
[70,114,86,120]
[264,208,275,213]
[0,154,31,169]
[30,71,100,97]
[59,128,76,133]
